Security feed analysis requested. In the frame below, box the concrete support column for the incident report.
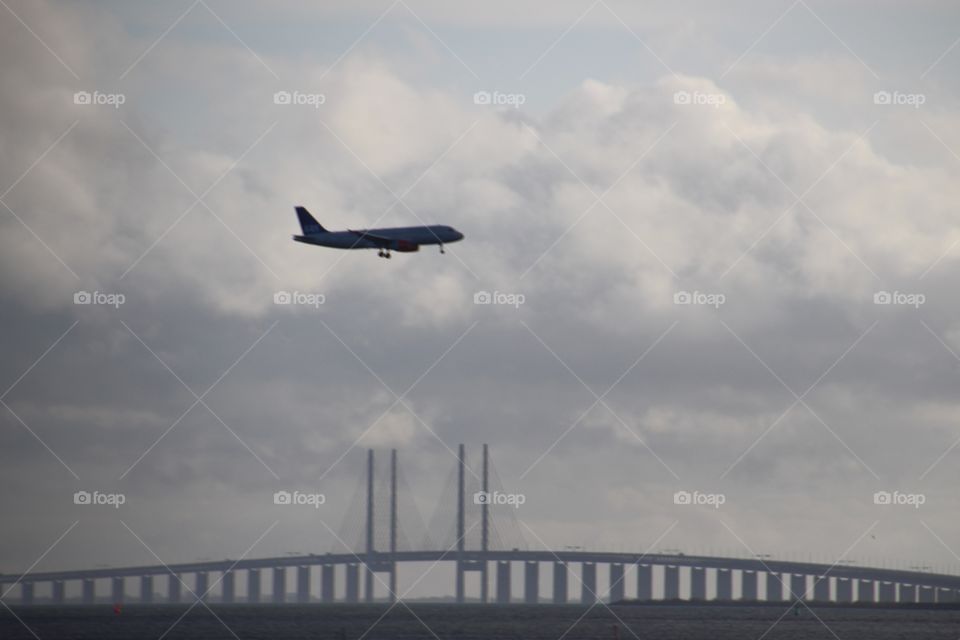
[455,562,464,604]
[836,578,852,603]
[480,561,488,604]
[83,578,96,604]
[53,580,65,604]
[221,572,234,604]
[194,572,207,602]
[878,581,895,603]
[636,564,652,601]
[553,562,567,604]
[690,567,706,601]
[111,576,124,603]
[272,567,285,603]
[899,584,916,603]
[321,565,335,603]
[919,586,935,603]
[716,569,732,601]
[524,562,539,604]
[247,569,260,603]
[166,576,180,604]
[609,564,625,603]
[141,576,154,603]
[741,570,758,601]
[858,579,874,603]
[812,577,830,602]
[297,567,310,603]
[496,562,511,603]
[581,563,597,603]
[664,566,679,600]
[345,564,359,603]
[21,583,33,605]
[790,574,806,601]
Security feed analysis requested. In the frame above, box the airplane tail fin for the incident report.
[295,206,327,234]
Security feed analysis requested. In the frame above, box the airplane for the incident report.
[292,206,464,259]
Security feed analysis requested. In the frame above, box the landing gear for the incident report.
[378,249,392,259]
[439,244,445,254]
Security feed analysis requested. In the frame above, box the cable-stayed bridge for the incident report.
[4,445,960,606]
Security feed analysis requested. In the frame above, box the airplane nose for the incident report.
[455,230,464,241]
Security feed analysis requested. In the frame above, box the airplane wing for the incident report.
[348,230,420,252]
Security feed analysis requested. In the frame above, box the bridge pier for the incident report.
[21,583,33,605]
[919,585,935,603]
[345,564,359,602]
[789,574,806,601]
[247,569,260,603]
[690,567,706,601]
[297,566,310,603]
[169,575,182,603]
[195,572,207,602]
[899,583,916,603]
[878,581,895,603]
[553,562,567,603]
[524,562,539,603]
[111,576,124,603]
[221,571,234,603]
[663,565,679,600]
[741,570,758,601]
[636,564,652,601]
[53,580,65,604]
[836,577,852,603]
[496,562,511,603]
[812,576,829,602]
[273,567,285,603]
[715,569,732,601]
[83,578,95,604]
[581,562,597,603]
[141,576,153,603]
[609,564,624,603]
[858,579,874,603]
[321,565,335,602]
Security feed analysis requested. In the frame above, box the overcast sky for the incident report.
[3,0,960,599]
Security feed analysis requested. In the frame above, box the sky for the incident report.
[3,0,960,600]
